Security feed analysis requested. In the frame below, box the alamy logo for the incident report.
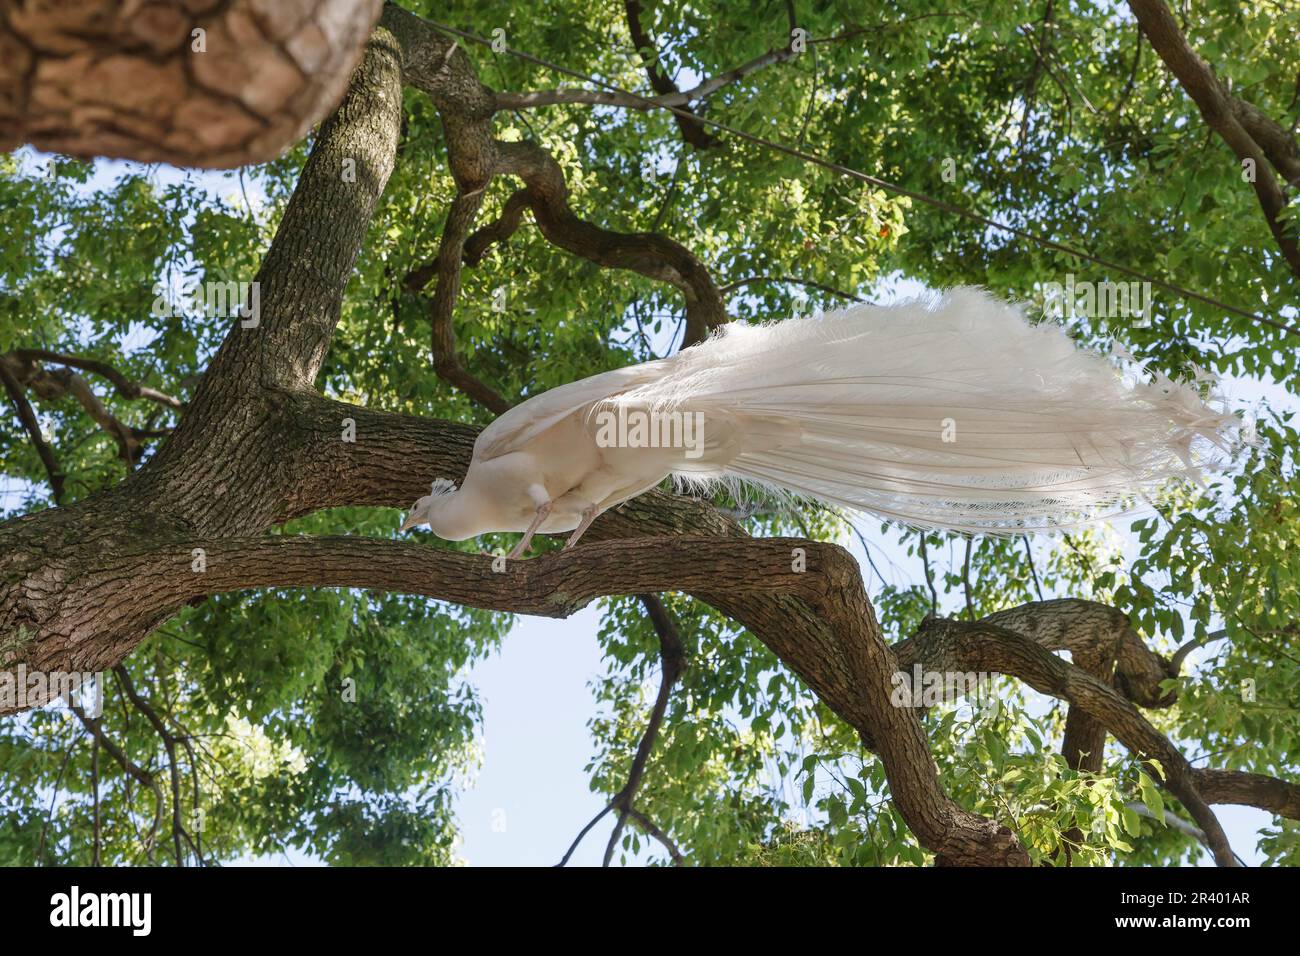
[151,278,260,328]
[0,665,102,717]
[1041,273,1152,324]
[593,406,705,459]
[49,886,151,936]
[890,665,1000,709]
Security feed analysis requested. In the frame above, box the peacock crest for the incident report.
[428,478,458,498]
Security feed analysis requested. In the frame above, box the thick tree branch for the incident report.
[1128,0,1300,276]
[492,139,727,347]
[6,526,1029,866]
[0,0,383,168]
[1,0,379,167]
[899,616,1238,866]
[1195,768,1300,819]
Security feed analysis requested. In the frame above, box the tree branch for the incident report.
[1127,0,1300,277]
[0,0,383,168]
[494,16,931,116]
[70,703,163,856]
[622,0,718,149]
[492,139,727,346]
[10,350,184,410]
[599,594,687,865]
[1195,768,1300,819]
[719,275,865,301]
[898,615,1239,865]
[15,360,145,466]
[462,189,532,265]
[0,359,64,502]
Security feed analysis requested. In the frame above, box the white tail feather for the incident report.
[614,288,1240,532]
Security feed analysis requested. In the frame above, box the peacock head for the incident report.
[401,478,459,533]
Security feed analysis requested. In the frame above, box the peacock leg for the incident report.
[563,505,599,549]
[507,499,552,559]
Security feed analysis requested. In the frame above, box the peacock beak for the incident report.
[400,512,420,532]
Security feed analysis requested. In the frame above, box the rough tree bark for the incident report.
[0,0,383,168]
[2,3,1296,866]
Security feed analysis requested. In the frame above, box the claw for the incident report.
[507,500,552,559]
[564,505,599,549]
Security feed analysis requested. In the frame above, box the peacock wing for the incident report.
[472,359,671,464]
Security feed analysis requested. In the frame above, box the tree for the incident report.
[1,0,1297,867]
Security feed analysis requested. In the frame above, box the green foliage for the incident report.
[1,0,1297,865]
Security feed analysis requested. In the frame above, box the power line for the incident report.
[426,18,1300,340]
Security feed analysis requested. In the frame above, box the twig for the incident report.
[962,536,975,620]
[919,533,938,614]
[1022,535,1045,601]
[719,274,865,301]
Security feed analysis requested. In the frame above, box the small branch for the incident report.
[962,536,975,620]
[557,805,614,867]
[601,594,687,865]
[0,359,65,503]
[462,189,532,265]
[1124,800,1208,846]
[1170,628,1228,672]
[10,349,184,410]
[1106,23,1144,118]
[1022,536,1045,602]
[602,810,629,866]
[919,533,938,614]
[70,704,163,857]
[719,275,865,301]
[33,365,143,466]
[114,665,197,866]
[495,46,800,117]
[3,347,179,470]
[37,735,78,865]
[567,594,686,866]
[624,806,684,863]
[91,736,101,866]
[495,15,966,115]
